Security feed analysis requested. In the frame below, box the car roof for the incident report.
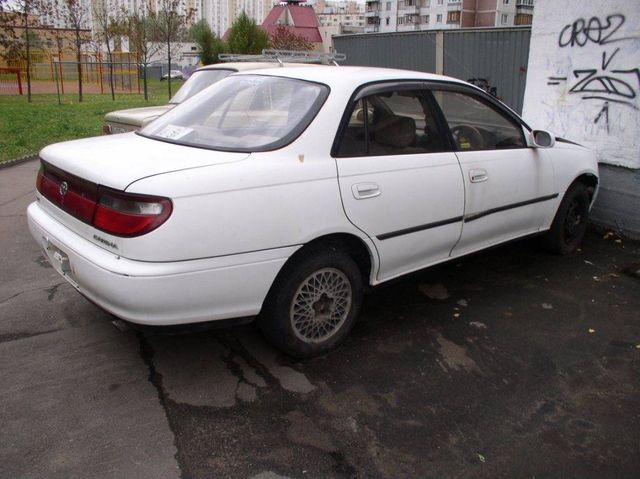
[196,62,322,73]
[231,65,468,90]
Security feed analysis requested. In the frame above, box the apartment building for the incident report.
[365,0,534,33]
[313,1,365,33]
[316,1,365,31]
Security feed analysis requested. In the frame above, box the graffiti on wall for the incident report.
[545,14,639,133]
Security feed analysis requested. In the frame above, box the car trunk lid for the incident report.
[39,132,249,191]
[36,133,249,253]
[104,105,174,127]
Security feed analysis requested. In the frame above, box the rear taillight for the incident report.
[36,165,98,223]
[93,188,172,237]
[36,162,172,238]
[102,124,112,134]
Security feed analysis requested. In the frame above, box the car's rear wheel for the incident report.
[543,183,590,255]
[259,247,363,358]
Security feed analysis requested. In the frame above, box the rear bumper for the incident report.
[27,200,296,325]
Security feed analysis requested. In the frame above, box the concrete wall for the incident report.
[522,0,640,169]
[522,0,640,238]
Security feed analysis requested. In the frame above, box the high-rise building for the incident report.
[365,0,534,34]
[201,0,275,37]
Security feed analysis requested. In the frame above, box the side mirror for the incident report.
[531,130,556,148]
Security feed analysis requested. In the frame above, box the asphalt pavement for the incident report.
[1,159,639,478]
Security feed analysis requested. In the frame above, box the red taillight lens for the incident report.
[37,161,172,237]
[93,187,172,237]
[36,164,98,223]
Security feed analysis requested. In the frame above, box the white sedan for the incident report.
[28,67,598,357]
[161,69,184,80]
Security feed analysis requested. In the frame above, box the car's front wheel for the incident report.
[543,182,590,255]
[259,246,363,358]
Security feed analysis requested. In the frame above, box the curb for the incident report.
[0,154,39,170]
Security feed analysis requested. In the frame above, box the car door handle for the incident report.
[469,169,489,183]
[352,183,381,199]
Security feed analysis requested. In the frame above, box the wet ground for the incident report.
[2,160,639,478]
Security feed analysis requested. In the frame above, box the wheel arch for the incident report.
[260,232,376,314]
[570,171,599,205]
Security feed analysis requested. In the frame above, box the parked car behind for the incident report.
[29,67,598,358]
[160,69,184,81]
[103,62,320,134]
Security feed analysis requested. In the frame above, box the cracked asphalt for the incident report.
[1,159,639,478]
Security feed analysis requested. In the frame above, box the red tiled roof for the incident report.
[261,3,322,44]
[288,5,320,28]
[262,5,285,27]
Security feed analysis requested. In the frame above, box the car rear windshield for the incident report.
[169,69,235,104]
[140,75,329,152]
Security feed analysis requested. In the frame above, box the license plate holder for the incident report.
[43,238,78,286]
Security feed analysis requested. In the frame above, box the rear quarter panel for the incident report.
[123,153,358,261]
[121,88,369,263]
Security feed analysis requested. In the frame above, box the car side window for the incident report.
[431,89,526,151]
[337,99,371,157]
[336,89,447,157]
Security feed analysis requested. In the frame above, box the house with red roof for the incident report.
[262,0,324,52]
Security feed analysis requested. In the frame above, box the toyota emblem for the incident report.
[59,181,68,197]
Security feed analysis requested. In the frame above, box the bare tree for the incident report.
[270,25,313,52]
[0,0,51,102]
[92,0,125,100]
[58,0,90,102]
[152,0,194,98]
[125,0,161,100]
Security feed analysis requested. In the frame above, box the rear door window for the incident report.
[336,89,447,157]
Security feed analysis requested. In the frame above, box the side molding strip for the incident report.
[376,216,463,241]
[463,193,559,223]
[376,193,559,241]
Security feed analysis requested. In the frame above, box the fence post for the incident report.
[98,60,104,94]
[54,62,61,105]
[16,69,23,95]
[435,30,444,75]
[59,61,65,95]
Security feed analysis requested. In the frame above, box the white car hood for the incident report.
[39,132,249,191]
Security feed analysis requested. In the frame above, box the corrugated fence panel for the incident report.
[443,28,530,113]
[333,27,530,113]
[333,32,437,73]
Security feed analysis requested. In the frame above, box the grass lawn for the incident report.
[0,79,178,163]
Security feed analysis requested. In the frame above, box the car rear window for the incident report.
[169,69,235,104]
[141,75,329,152]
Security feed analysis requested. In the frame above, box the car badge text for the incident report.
[59,181,68,197]
[93,234,119,250]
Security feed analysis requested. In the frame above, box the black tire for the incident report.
[258,246,364,358]
[543,183,590,255]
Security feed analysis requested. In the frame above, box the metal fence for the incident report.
[0,51,145,97]
[0,67,23,95]
[51,61,141,96]
[333,27,531,113]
